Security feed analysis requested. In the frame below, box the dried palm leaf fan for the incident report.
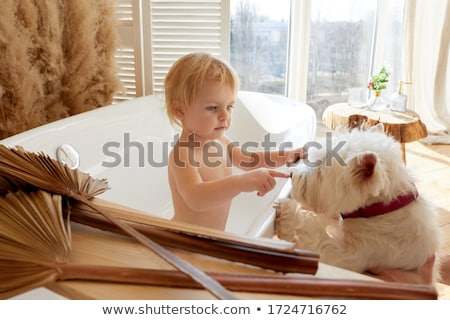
[0,145,235,300]
[0,190,71,298]
[0,190,437,300]
[69,201,319,275]
[1,170,320,276]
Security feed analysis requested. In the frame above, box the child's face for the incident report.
[180,80,236,141]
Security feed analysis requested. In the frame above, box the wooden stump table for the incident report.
[322,103,428,163]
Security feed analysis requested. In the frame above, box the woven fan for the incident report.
[0,190,71,298]
[0,189,437,300]
[0,145,235,300]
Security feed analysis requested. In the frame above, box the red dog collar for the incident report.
[341,190,419,219]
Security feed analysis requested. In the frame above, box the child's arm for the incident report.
[227,138,306,170]
[170,147,289,211]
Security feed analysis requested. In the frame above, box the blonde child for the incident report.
[164,53,305,230]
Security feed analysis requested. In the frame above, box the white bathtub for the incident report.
[1,91,316,237]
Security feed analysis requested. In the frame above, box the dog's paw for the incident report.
[274,198,299,241]
[274,197,296,213]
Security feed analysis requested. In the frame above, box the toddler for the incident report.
[164,53,305,230]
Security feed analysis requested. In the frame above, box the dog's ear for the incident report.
[351,152,377,179]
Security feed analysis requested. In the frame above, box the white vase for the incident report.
[367,90,387,111]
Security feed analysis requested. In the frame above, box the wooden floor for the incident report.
[405,142,450,254]
[405,141,450,299]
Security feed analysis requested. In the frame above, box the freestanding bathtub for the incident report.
[2,91,315,299]
[1,91,316,237]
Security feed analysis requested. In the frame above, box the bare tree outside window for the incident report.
[230,0,289,95]
[307,0,377,116]
[229,0,405,118]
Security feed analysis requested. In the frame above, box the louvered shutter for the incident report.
[113,0,230,101]
[114,0,145,101]
[150,0,230,93]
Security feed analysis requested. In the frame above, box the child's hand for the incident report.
[240,169,289,196]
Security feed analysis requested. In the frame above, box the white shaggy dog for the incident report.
[275,124,441,279]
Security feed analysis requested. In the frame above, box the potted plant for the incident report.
[367,66,390,110]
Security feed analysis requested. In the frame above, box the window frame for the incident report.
[287,0,311,102]
[114,0,402,105]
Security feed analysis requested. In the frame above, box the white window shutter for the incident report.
[149,0,230,93]
[114,0,230,99]
[114,0,145,101]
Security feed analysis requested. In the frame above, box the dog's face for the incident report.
[290,124,411,217]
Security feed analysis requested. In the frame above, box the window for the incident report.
[229,0,405,117]
[230,0,290,95]
[114,0,405,118]
[306,0,378,114]
[305,0,405,116]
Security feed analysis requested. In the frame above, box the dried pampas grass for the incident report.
[61,1,122,114]
[0,0,66,136]
[0,0,122,139]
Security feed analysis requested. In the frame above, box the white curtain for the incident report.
[404,0,450,143]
